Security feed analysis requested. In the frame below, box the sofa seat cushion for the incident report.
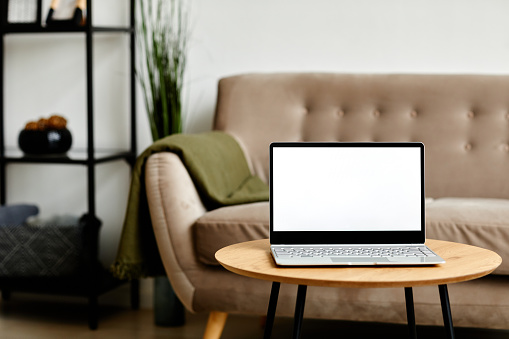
[426,198,509,275]
[195,199,432,266]
[195,198,509,274]
[194,202,269,266]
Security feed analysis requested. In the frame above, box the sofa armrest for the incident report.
[145,152,207,312]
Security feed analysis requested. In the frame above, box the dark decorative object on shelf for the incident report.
[18,114,72,155]
[18,128,73,155]
[1,0,42,27]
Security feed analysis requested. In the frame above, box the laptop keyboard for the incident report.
[273,246,437,258]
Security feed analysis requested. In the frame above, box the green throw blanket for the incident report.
[111,131,269,280]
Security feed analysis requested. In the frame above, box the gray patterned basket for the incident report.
[0,224,83,277]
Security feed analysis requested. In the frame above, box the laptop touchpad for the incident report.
[330,258,390,263]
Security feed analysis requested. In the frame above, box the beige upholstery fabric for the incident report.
[214,74,509,199]
[193,199,509,274]
[146,73,509,330]
[194,202,269,266]
[145,152,206,311]
[426,198,509,275]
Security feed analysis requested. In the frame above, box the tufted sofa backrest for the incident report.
[213,73,509,199]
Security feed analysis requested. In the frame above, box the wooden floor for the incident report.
[1,296,509,338]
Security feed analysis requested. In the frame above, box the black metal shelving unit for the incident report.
[0,0,138,330]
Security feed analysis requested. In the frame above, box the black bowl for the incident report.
[18,128,73,155]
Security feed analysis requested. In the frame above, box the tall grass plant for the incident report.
[137,0,189,141]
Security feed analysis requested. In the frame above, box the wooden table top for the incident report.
[215,239,502,288]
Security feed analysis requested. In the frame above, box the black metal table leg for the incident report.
[405,287,417,339]
[263,282,281,339]
[439,284,455,339]
[293,285,307,339]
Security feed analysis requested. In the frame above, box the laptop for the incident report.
[269,142,445,266]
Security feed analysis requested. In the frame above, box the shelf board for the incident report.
[3,147,135,165]
[1,25,133,34]
[93,26,133,33]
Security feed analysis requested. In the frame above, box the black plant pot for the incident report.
[18,128,72,155]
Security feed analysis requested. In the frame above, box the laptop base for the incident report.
[270,244,445,266]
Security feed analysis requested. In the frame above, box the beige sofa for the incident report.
[145,73,509,337]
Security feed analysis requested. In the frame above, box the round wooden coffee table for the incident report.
[216,239,501,339]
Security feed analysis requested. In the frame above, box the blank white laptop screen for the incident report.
[271,146,422,232]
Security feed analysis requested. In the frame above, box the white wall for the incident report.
[3,0,509,270]
[186,0,509,131]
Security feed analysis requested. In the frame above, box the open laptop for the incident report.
[269,142,445,266]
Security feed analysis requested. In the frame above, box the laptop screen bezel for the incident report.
[269,142,426,245]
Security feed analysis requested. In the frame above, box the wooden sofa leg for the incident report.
[203,311,228,339]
